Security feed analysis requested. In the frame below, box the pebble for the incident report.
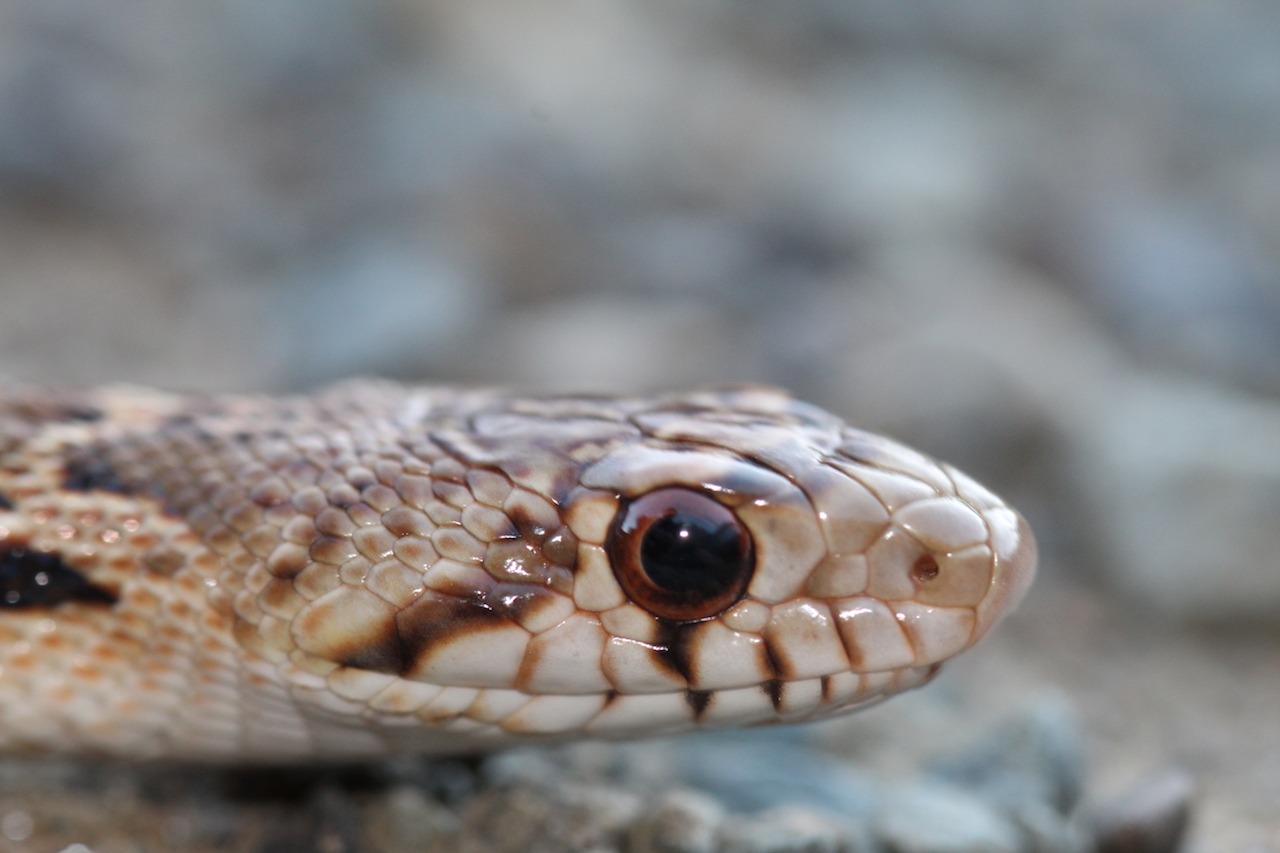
[1070,376,1280,619]
[1086,770,1196,853]
[654,731,878,815]
[873,782,1024,853]
[628,790,726,853]
[363,785,460,852]
[1005,801,1091,853]
[1055,198,1280,395]
[718,806,873,853]
[462,779,643,853]
[930,697,1086,815]
[468,704,1125,853]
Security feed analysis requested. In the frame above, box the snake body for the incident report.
[0,382,1035,760]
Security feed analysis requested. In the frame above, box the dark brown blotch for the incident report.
[396,593,512,676]
[489,583,561,626]
[761,640,785,680]
[9,396,103,424]
[651,620,696,684]
[0,544,118,609]
[542,527,578,569]
[685,690,712,720]
[60,405,104,423]
[338,629,407,674]
[63,449,134,495]
[0,492,12,511]
[762,679,783,711]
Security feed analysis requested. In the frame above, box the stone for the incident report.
[718,806,874,853]
[930,697,1087,815]
[1054,198,1280,395]
[633,731,878,816]
[1006,801,1090,853]
[1087,771,1195,853]
[461,777,642,853]
[629,789,726,853]
[1070,376,1280,620]
[873,782,1023,853]
[363,785,460,853]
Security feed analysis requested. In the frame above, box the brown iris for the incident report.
[607,487,755,622]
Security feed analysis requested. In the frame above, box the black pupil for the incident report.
[640,510,746,598]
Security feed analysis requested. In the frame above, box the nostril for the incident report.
[911,554,939,584]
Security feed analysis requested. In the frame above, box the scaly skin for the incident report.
[0,382,1035,760]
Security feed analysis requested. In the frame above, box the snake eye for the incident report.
[607,487,754,622]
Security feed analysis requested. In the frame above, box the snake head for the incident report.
[277,384,1035,746]
[551,386,1037,733]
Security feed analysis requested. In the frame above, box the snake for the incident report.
[0,381,1035,760]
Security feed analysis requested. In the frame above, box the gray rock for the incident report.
[629,790,726,853]
[658,731,878,816]
[1071,376,1280,620]
[930,698,1087,815]
[462,779,642,853]
[1006,801,1090,853]
[1087,771,1195,853]
[1056,198,1280,394]
[277,235,491,384]
[364,785,460,853]
[874,783,1023,853]
[482,745,573,789]
[718,806,874,853]
[460,785,553,853]
[460,294,752,391]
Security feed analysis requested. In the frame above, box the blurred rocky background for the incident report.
[0,0,1278,851]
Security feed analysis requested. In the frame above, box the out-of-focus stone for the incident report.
[1052,197,1280,396]
[1007,801,1090,853]
[363,785,460,853]
[462,779,642,853]
[718,806,874,853]
[873,782,1023,853]
[809,63,1013,241]
[658,732,877,816]
[1086,770,1195,853]
[930,697,1086,815]
[812,246,1117,444]
[1070,376,1280,620]
[460,294,757,391]
[0,213,276,390]
[278,236,492,384]
[629,790,726,853]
